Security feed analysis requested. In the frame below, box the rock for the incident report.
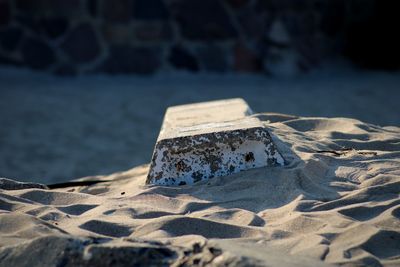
[15,15,42,34]
[133,22,172,42]
[87,0,98,17]
[21,36,55,69]
[0,235,262,267]
[102,0,133,23]
[39,17,69,39]
[237,8,270,39]
[196,44,228,72]
[264,47,300,77]
[268,20,291,45]
[233,42,262,72]
[0,235,177,267]
[146,98,284,186]
[171,0,237,40]
[168,45,199,72]
[0,27,23,51]
[101,24,132,44]
[15,0,82,17]
[100,45,161,74]
[254,0,273,11]
[0,178,47,190]
[133,0,169,20]
[0,1,10,26]
[61,23,101,64]
[225,0,250,9]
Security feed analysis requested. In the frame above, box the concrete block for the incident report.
[146,98,284,186]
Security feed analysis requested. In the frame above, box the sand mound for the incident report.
[0,114,399,266]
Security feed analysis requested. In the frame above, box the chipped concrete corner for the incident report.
[146,98,284,186]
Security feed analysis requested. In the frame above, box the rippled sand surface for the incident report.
[1,113,399,266]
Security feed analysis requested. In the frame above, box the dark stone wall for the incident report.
[0,0,396,75]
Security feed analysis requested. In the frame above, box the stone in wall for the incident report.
[40,17,69,39]
[102,0,133,23]
[168,45,199,72]
[196,45,228,72]
[0,0,382,74]
[14,15,68,40]
[264,20,301,76]
[234,42,262,72]
[225,0,250,9]
[0,27,23,51]
[280,12,323,70]
[170,0,237,40]
[101,24,133,44]
[99,45,161,74]
[87,0,97,17]
[61,23,101,64]
[14,15,40,35]
[21,36,55,69]
[15,0,82,17]
[264,47,300,77]
[133,22,173,42]
[0,0,10,26]
[236,7,270,40]
[268,20,291,46]
[133,0,169,20]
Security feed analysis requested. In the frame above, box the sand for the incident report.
[1,66,400,184]
[1,113,399,266]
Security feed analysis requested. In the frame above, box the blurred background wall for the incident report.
[0,0,399,76]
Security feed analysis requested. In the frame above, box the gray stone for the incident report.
[0,235,263,267]
[101,24,133,44]
[133,0,169,20]
[61,23,100,64]
[100,45,161,74]
[0,235,177,267]
[225,0,250,9]
[268,20,291,45]
[15,15,42,34]
[87,0,97,17]
[146,98,284,186]
[133,22,172,42]
[196,45,228,72]
[21,36,55,69]
[236,7,270,39]
[233,42,262,72]
[102,0,133,23]
[170,0,237,40]
[0,178,47,190]
[39,17,69,39]
[264,47,301,77]
[15,0,82,17]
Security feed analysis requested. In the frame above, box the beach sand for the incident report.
[1,66,400,184]
[1,113,399,266]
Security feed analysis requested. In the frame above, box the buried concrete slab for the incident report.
[146,98,284,186]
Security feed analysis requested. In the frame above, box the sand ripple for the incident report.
[1,114,399,266]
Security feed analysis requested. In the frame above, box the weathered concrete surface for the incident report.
[146,98,284,186]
